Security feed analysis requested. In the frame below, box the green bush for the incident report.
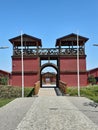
[0,76,8,85]
[67,85,98,102]
[88,75,96,85]
[66,87,78,96]
[0,85,34,98]
[24,87,34,97]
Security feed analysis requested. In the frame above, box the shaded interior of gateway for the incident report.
[40,62,58,88]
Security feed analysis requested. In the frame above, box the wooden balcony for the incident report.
[13,48,85,56]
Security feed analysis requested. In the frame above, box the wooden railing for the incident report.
[13,48,85,56]
[59,80,67,94]
[34,81,40,95]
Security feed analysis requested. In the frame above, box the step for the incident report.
[38,88,57,96]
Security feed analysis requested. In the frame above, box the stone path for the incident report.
[38,88,57,96]
[0,98,35,130]
[66,96,98,126]
[16,97,98,130]
[0,96,98,130]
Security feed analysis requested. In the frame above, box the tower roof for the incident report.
[9,34,42,47]
[55,33,89,46]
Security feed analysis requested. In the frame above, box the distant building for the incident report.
[0,70,11,85]
[42,72,56,85]
[87,68,98,83]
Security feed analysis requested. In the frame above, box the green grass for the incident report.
[0,85,34,98]
[0,98,15,107]
[67,85,98,102]
[1,85,98,107]
[0,85,34,107]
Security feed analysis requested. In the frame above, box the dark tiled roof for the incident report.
[56,33,89,46]
[9,34,42,47]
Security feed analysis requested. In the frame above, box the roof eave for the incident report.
[9,34,42,46]
[55,33,89,46]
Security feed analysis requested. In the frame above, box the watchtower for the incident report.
[9,33,89,87]
[9,34,41,87]
[56,33,89,86]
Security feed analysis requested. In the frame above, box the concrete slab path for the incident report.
[0,96,98,130]
[0,98,35,130]
[16,97,98,130]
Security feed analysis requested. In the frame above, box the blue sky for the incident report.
[0,0,98,72]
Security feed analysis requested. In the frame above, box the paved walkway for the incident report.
[38,88,57,96]
[15,96,98,130]
[0,96,98,130]
[0,98,35,130]
[67,96,98,125]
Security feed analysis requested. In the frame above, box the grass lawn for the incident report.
[67,85,98,103]
[1,85,98,107]
[0,98,15,107]
[0,85,34,107]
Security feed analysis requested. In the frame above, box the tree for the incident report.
[88,75,96,85]
[0,76,8,85]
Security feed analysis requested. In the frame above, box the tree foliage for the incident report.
[88,75,96,85]
[0,76,8,85]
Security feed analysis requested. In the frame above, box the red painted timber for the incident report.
[60,57,86,72]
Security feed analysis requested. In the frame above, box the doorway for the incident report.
[40,59,58,88]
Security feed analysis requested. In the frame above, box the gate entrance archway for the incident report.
[40,62,59,88]
[9,33,89,87]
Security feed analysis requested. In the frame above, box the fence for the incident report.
[34,81,40,95]
[59,80,67,94]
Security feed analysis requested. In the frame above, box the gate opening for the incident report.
[40,60,58,88]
